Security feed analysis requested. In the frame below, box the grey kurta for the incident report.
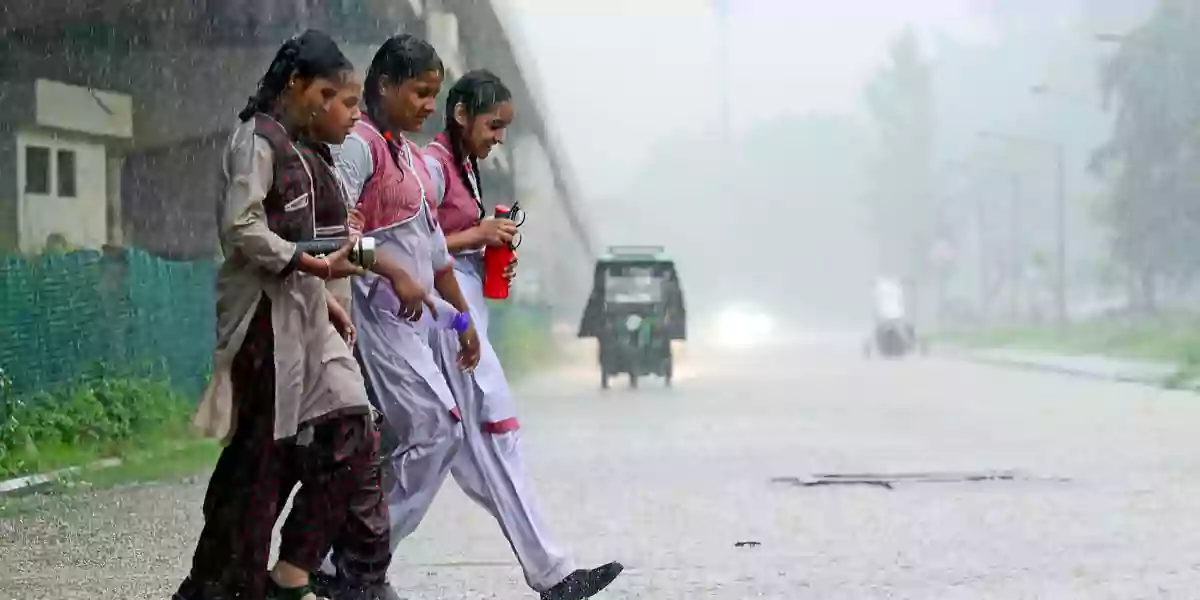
[192,119,369,443]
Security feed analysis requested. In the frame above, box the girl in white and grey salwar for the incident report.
[317,35,480,600]
[422,69,623,600]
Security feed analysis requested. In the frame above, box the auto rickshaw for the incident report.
[578,246,687,389]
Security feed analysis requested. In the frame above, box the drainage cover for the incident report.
[771,470,1069,490]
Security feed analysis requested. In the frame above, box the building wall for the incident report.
[0,2,591,274]
[120,135,224,258]
[0,79,131,254]
[0,130,16,250]
[15,129,108,253]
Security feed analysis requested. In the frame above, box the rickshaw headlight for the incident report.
[625,315,642,331]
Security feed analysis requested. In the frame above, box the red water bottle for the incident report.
[483,205,516,299]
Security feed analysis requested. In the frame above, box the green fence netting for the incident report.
[0,248,216,401]
[0,248,550,405]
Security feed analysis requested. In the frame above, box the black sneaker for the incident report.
[265,577,324,600]
[540,562,624,600]
[309,571,341,599]
[373,583,404,600]
[173,576,202,600]
[310,571,402,600]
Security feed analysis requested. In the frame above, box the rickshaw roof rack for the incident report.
[602,245,669,261]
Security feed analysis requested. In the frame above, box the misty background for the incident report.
[506,0,1160,331]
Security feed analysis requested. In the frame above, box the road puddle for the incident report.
[771,470,1072,490]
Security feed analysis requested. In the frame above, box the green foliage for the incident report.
[0,365,191,479]
[488,302,557,380]
[0,247,216,401]
[1093,1,1200,288]
[943,315,1200,365]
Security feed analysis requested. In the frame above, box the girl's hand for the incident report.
[474,218,517,248]
[457,325,481,370]
[347,208,366,235]
[324,239,367,280]
[503,256,518,281]
[328,296,356,348]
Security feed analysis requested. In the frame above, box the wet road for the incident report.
[5,341,1200,599]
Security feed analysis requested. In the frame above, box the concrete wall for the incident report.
[119,134,224,258]
[15,129,109,253]
[0,130,16,250]
[438,0,597,317]
[34,79,133,139]
[0,0,595,298]
[0,41,385,258]
[0,79,131,254]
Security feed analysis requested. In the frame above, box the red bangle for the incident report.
[322,258,331,280]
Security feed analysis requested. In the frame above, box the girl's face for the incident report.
[458,100,515,160]
[380,69,444,132]
[285,71,362,144]
[312,72,362,144]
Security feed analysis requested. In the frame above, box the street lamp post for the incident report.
[714,0,732,148]
[1008,174,1022,320]
[978,130,1068,329]
[1053,143,1066,326]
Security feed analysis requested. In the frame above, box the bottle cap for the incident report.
[358,236,377,270]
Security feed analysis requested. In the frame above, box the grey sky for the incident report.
[506,0,992,198]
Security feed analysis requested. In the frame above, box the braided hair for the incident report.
[362,34,443,177]
[237,30,352,122]
[444,69,512,214]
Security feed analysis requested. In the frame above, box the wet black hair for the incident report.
[238,30,353,122]
[444,69,512,214]
[363,34,444,128]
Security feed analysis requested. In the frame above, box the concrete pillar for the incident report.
[425,3,465,78]
[507,133,553,305]
[105,154,123,247]
[0,132,17,251]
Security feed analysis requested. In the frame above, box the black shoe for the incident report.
[373,583,404,600]
[540,562,624,600]
[310,571,402,600]
[173,576,202,600]
[265,577,323,600]
[309,571,341,599]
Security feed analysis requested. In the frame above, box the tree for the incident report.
[1092,0,1200,312]
[863,29,937,281]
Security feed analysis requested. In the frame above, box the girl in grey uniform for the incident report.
[317,33,479,600]
[422,69,623,600]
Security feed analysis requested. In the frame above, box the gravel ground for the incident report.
[5,343,1200,599]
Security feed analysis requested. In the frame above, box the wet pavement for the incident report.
[5,342,1200,599]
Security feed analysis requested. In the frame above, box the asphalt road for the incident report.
[4,340,1200,599]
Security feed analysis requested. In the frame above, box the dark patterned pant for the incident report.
[319,347,395,589]
[183,299,387,600]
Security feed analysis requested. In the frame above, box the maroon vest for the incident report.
[252,114,349,243]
